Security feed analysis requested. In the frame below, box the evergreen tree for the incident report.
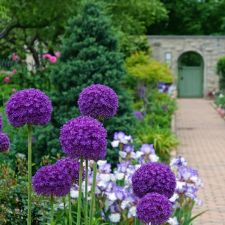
[35,2,135,163]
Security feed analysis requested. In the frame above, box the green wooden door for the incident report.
[178,66,203,98]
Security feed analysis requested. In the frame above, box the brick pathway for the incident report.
[176,99,225,225]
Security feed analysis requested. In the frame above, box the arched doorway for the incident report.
[178,51,204,98]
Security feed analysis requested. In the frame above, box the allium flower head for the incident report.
[0,132,10,152]
[137,193,172,225]
[6,88,52,127]
[55,158,84,183]
[60,116,107,160]
[78,84,118,119]
[132,162,176,198]
[32,164,72,197]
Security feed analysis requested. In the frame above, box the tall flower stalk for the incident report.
[5,88,52,225]
[77,158,84,225]
[84,159,89,225]
[68,193,72,225]
[27,124,32,225]
[89,162,97,225]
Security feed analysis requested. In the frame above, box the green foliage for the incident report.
[137,126,178,162]
[134,91,178,162]
[149,0,225,35]
[173,199,206,225]
[35,2,135,162]
[217,56,225,90]
[98,0,167,34]
[0,155,50,225]
[119,35,151,57]
[125,52,173,86]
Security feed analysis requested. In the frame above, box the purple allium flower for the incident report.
[137,192,172,225]
[0,114,2,131]
[78,84,118,119]
[60,116,107,160]
[0,132,10,152]
[133,111,143,120]
[132,162,176,198]
[6,88,52,127]
[55,158,84,183]
[32,164,72,197]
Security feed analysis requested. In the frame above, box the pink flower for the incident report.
[12,69,17,74]
[55,51,61,58]
[3,76,11,83]
[49,56,57,64]
[43,53,52,59]
[43,53,57,63]
[12,53,19,61]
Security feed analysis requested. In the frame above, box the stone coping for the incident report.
[148,35,225,39]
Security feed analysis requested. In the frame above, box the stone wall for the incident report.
[148,36,225,96]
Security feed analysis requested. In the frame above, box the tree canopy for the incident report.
[148,0,225,35]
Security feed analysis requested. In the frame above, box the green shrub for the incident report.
[125,51,173,87]
[217,56,225,90]
[34,2,135,163]
[136,127,178,162]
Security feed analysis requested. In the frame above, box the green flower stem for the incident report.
[84,159,89,225]
[89,161,97,225]
[77,158,84,225]
[50,195,54,225]
[63,196,67,224]
[68,193,72,225]
[27,124,32,225]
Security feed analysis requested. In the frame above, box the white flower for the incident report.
[135,151,144,159]
[70,189,79,198]
[128,206,136,218]
[168,217,179,225]
[58,202,65,209]
[130,152,136,159]
[97,160,107,166]
[119,151,127,158]
[124,135,133,143]
[219,93,224,98]
[170,193,179,202]
[111,140,120,148]
[99,174,111,182]
[107,193,117,201]
[176,181,186,192]
[115,172,124,180]
[149,154,159,162]
[121,200,130,209]
[109,213,121,223]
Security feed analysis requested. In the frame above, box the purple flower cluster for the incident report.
[67,132,202,224]
[0,132,10,152]
[60,116,107,160]
[132,162,176,198]
[78,84,118,119]
[133,111,144,120]
[55,158,83,183]
[170,156,202,204]
[158,82,170,93]
[6,88,52,127]
[137,193,172,225]
[32,164,72,197]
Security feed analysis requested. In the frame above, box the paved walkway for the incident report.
[176,99,225,225]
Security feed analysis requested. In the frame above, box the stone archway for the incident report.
[148,36,225,97]
[177,51,204,98]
